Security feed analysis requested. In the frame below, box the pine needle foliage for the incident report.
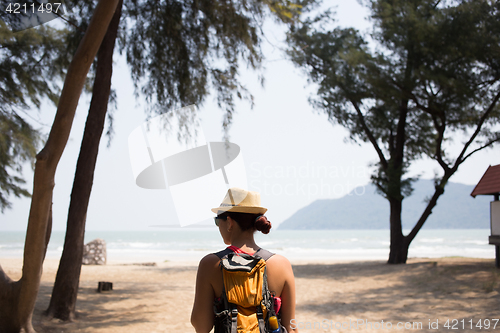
[288,0,500,263]
[0,22,69,211]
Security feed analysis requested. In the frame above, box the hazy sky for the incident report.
[1,1,499,232]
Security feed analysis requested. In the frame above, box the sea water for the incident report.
[0,229,494,263]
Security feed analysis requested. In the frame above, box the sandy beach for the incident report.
[1,257,499,332]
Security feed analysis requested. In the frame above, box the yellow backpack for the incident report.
[213,248,282,333]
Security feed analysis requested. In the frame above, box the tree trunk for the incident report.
[387,197,409,264]
[0,1,119,331]
[44,0,123,321]
[388,177,450,264]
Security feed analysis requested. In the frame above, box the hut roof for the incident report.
[471,164,500,197]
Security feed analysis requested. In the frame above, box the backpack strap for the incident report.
[214,247,275,261]
[230,303,238,333]
[256,303,266,333]
[254,248,275,261]
[214,247,234,259]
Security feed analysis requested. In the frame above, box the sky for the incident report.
[1,1,499,231]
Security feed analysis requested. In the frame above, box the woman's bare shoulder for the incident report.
[267,253,291,263]
[267,253,293,271]
[198,253,220,270]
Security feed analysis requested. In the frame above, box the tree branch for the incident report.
[392,77,453,173]
[430,113,450,172]
[432,0,442,10]
[462,135,500,163]
[374,180,388,197]
[453,89,500,170]
[391,77,437,115]
[350,99,389,170]
[406,177,447,243]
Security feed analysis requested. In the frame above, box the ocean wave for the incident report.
[1,229,494,261]
[418,238,445,243]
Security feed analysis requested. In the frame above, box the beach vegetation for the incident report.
[287,0,500,263]
[0,22,69,212]
[44,0,125,322]
[44,0,307,323]
[0,1,120,332]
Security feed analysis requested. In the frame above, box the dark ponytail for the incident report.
[225,212,272,234]
[254,215,272,234]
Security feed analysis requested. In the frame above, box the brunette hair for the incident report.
[218,212,272,234]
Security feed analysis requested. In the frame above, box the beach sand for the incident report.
[1,257,499,332]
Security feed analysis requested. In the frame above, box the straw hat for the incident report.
[211,188,267,215]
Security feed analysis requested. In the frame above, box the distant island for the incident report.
[278,180,492,230]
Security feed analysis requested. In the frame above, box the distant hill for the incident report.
[278,180,492,230]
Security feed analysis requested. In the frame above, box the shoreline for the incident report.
[1,229,494,264]
[2,253,496,267]
[1,257,499,332]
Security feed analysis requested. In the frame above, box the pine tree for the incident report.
[0,1,120,331]
[0,22,68,212]
[44,0,302,321]
[288,0,500,263]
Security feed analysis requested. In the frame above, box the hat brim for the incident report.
[211,206,267,215]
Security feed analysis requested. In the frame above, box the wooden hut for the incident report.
[471,164,500,267]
